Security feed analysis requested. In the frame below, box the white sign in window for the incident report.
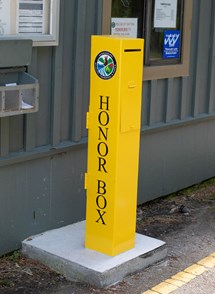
[0,0,60,46]
[111,18,138,38]
[154,0,177,28]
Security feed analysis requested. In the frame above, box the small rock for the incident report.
[170,207,177,214]
[22,268,33,276]
[179,205,190,214]
[15,263,21,268]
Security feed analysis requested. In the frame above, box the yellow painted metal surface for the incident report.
[85,36,144,256]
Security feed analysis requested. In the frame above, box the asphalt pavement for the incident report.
[173,266,215,294]
[143,252,215,294]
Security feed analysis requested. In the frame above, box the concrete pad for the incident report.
[22,221,167,288]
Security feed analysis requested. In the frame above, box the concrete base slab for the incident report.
[22,221,167,288]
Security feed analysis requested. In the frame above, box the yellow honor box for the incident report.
[85,36,144,256]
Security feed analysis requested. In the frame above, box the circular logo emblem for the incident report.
[111,22,116,29]
[94,51,117,80]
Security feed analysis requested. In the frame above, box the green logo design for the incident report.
[94,51,117,80]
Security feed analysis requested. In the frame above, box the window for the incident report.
[144,0,183,66]
[111,0,144,38]
[102,0,193,80]
[0,0,60,46]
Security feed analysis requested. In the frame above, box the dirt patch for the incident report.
[1,179,215,294]
[137,183,215,238]
[0,254,72,294]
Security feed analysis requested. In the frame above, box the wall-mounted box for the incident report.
[0,39,39,117]
[0,71,39,117]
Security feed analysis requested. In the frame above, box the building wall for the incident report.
[0,0,215,255]
[138,0,215,202]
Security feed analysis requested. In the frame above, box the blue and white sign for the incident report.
[163,30,180,59]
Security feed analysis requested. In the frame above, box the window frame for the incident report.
[0,0,60,47]
[102,0,193,81]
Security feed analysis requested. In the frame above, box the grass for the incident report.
[10,250,21,262]
[0,250,21,262]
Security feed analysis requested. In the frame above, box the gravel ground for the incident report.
[1,178,215,294]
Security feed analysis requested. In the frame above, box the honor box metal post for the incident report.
[85,36,144,256]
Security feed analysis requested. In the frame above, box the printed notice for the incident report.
[0,0,50,36]
[0,0,12,35]
[111,18,138,38]
[154,0,177,28]
[18,0,50,34]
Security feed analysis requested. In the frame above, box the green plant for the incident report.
[10,250,21,262]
